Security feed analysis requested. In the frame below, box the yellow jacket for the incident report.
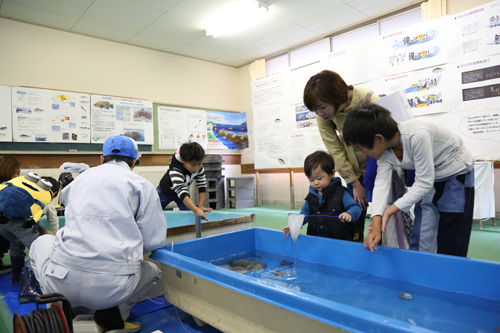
[316,86,379,184]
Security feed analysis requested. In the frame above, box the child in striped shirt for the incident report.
[157,142,213,220]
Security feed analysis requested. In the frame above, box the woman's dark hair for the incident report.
[303,70,351,112]
[0,155,21,183]
[103,155,135,167]
[343,103,399,149]
[179,142,205,162]
[304,151,335,178]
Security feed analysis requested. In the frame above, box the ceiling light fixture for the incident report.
[204,0,269,38]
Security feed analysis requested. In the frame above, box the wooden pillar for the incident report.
[255,171,261,206]
[289,169,295,209]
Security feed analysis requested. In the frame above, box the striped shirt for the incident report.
[159,153,206,200]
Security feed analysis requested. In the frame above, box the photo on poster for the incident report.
[293,103,317,130]
[207,111,248,150]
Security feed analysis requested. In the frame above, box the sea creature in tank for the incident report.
[93,101,114,109]
[273,270,285,276]
[280,260,293,266]
[399,293,413,300]
[222,258,267,274]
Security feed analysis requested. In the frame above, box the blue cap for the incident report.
[103,134,140,165]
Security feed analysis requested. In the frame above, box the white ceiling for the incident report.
[0,0,417,68]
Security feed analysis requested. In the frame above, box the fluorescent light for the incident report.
[204,0,269,38]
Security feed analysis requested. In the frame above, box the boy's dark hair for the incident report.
[303,70,350,113]
[179,142,205,162]
[42,176,60,198]
[343,103,399,149]
[103,155,135,167]
[304,151,335,178]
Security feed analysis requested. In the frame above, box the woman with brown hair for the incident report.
[303,70,379,241]
[0,155,22,275]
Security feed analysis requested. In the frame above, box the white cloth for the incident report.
[372,119,474,216]
[43,202,59,234]
[473,161,495,220]
[30,160,167,317]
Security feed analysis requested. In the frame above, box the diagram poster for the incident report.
[0,85,12,142]
[253,103,288,138]
[251,71,285,108]
[91,95,153,144]
[157,106,207,150]
[455,109,500,160]
[451,54,500,112]
[288,132,327,168]
[449,0,500,63]
[12,87,90,143]
[207,111,247,149]
[378,16,450,76]
[382,65,452,116]
[254,136,290,169]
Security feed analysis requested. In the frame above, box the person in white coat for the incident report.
[30,134,168,333]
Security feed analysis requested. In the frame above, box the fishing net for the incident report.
[287,213,305,242]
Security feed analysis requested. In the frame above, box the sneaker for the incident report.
[0,263,12,275]
[106,322,141,333]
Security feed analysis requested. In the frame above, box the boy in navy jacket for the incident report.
[283,151,362,241]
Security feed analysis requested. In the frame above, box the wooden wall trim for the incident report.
[1,153,241,169]
[242,164,304,174]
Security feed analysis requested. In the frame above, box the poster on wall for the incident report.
[91,95,153,144]
[381,65,452,116]
[287,62,324,103]
[0,85,12,142]
[11,87,91,143]
[207,111,248,149]
[326,40,378,85]
[449,0,500,63]
[254,136,290,169]
[292,101,318,131]
[157,106,207,149]
[251,71,285,108]
[454,109,500,160]
[451,54,500,112]
[288,132,327,169]
[253,104,288,137]
[378,16,450,77]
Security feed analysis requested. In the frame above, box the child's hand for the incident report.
[338,212,352,222]
[282,226,290,237]
[367,222,373,233]
[194,208,208,221]
[364,231,381,252]
[199,206,213,212]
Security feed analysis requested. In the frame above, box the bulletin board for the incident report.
[153,103,248,152]
[252,1,500,170]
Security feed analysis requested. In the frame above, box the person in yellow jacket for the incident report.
[303,70,379,241]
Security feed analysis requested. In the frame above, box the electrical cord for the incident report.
[19,306,66,333]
